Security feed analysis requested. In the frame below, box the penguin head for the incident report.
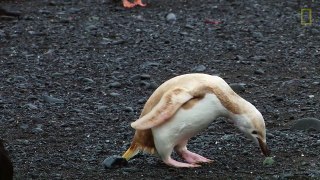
[233,108,270,156]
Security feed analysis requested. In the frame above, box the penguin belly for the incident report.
[151,93,227,157]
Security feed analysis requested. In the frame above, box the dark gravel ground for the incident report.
[1,0,320,179]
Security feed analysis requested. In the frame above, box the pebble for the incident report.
[139,74,151,80]
[254,68,265,75]
[82,78,95,84]
[43,95,65,104]
[110,92,120,97]
[103,155,128,169]
[32,124,43,133]
[291,118,320,131]
[20,123,29,130]
[192,65,206,72]
[25,103,38,110]
[230,83,246,93]
[108,82,121,88]
[166,13,177,23]
[263,157,275,166]
[124,106,134,112]
[252,56,267,61]
[97,105,108,111]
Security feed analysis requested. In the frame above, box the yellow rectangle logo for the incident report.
[301,8,312,26]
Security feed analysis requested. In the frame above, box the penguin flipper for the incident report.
[131,88,193,130]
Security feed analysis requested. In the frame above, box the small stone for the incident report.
[166,13,177,23]
[97,105,108,111]
[25,103,38,110]
[124,107,133,112]
[108,82,121,88]
[43,95,65,104]
[139,74,151,80]
[252,56,267,61]
[109,92,120,97]
[263,157,275,166]
[20,124,29,130]
[230,83,246,93]
[103,155,128,169]
[192,65,206,72]
[82,78,95,84]
[32,124,43,134]
[14,76,27,82]
[254,68,265,75]
[84,87,93,92]
[236,55,245,61]
[291,118,320,131]
[51,72,64,78]
[266,133,275,139]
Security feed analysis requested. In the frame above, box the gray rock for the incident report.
[192,65,206,72]
[103,155,128,169]
[124,106,134,112]
[166,13,177,23]
[254,68,265,75]
[110,92,120,97]
[32,124,43,133]
[25,103,38,110]
[108,82,121,88]
[97,105,108,111]
[139,74,151,80]
[291,118,320,131]
[43,95,65,104]
[230,83,246,93]
[82,78,95,84]
[20,123,29,130]
[252,56,267,61]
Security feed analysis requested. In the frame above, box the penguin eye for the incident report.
[251,130,258,135]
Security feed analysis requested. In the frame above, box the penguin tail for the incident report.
[122,144,140,161]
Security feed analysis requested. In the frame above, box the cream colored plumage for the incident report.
[122,73,269,167]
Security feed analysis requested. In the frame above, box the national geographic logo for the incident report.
[300,0,319,26]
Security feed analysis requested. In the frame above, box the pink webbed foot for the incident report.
[134,0,146,7]
[179,150,213,164]
[123,0,136,8]
[164,157,201,168]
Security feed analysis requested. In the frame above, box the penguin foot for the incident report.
[164,157,201,168]
[179,150,213,164]
[122,0,146,8]
[134,0,146,7]
[123,0,136,8]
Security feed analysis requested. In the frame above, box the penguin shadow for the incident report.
[0,139,13,180]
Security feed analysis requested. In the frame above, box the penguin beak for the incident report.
[257,138,270,156]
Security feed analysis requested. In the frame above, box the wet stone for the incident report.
[123,106,134,112]
[230,83,246,93]
[192,65,206,72]
[110,92,120,97]
[291,118,320,131]
[254,68,265,75]
[25,103,38,110]
[43,95,65,104]
[103,155,128,169]
[108,82,121,88]
[82,78,95,84]
[252,55,267,61]
[166,13,177,23]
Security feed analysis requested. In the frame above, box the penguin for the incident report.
[122,73,270,168]
[0,139,13,180]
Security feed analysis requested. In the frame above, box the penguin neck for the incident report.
[223,97,254,125]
